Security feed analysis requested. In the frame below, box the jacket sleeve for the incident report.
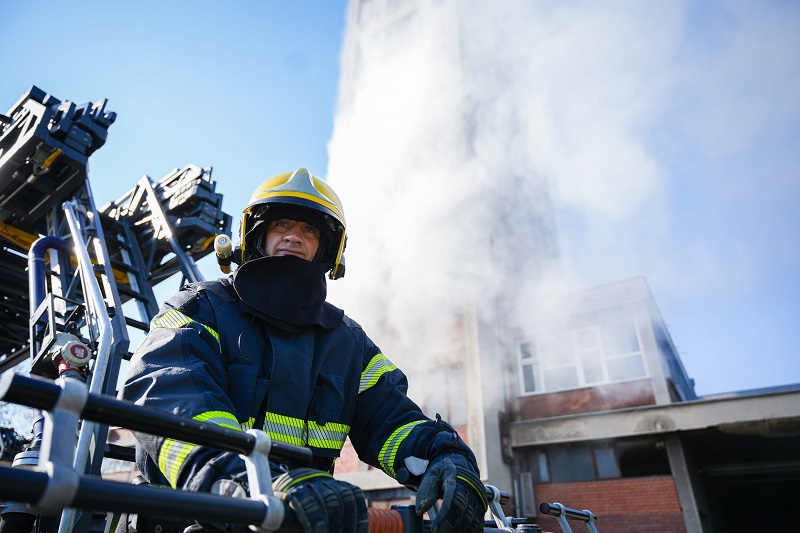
[346,324,480,487]
[121,283,246,492]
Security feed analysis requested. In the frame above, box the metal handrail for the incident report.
[60,201,116,533]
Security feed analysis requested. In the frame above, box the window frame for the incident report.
[518,318,649,395]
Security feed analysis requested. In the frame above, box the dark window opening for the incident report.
[617,438,670,477]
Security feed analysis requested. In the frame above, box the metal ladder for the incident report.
[0,86,231,533]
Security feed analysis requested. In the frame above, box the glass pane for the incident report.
[540,330,574,365]
[602,320,641,355]
[594,446,620,478]
[574,327,598,351]
[582,355,604,384]
[607,354,647,381]
[522,364,537,393]
[543,365,578,391]
[520,341,535,360]
[538,452,550,482]
[527,451,550,482]
[550,446,594,482]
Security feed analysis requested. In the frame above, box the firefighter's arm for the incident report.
[347,343,479,481]
[122,285,246,492]
[349,342,487,532]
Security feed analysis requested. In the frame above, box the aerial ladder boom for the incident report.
[0,86,231,533]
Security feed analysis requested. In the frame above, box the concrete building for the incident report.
[508,277,800,532]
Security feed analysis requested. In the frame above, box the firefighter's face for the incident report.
[264,219,320,261]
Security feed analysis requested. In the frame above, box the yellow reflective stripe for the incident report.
[457,475,489,510]
[151,309,221,350]
[264,412,306,446]
[282,471,331,490]
[194,410,241,431]
[157,410,239,488]
[379,420,425,477]
[260,413,350,451]
[359,353,397,393]
[308,421,350,451]
[158,438,197,488]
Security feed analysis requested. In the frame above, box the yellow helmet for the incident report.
[240,168,347,279]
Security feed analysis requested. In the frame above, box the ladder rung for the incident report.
[124,316,150,332]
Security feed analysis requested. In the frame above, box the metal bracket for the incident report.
[583,510,599,533]
[486,484,514,531]
[36,377,88,515]
[552,503,574,533]
[241,429,285,532]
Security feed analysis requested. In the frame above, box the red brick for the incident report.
[519,379,656,419]
[533,476,685,533]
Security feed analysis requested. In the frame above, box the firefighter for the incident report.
[121,168,487,533]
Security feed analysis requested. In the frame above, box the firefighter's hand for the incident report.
[272,467,369,533]
[416,455,488,533]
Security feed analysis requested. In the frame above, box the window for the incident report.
[525,441,666,484]
[518,319,648,394]
[594,446,620,478]
[519,341,541,393]
[529,444,621,483]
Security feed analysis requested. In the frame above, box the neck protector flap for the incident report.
[232,255,343,330]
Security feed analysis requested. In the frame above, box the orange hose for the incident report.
[367,507,405,533]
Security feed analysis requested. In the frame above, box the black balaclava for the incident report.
[232,256,343,330]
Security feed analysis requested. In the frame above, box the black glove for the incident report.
[416,455,488,533]
[272,467,369,533]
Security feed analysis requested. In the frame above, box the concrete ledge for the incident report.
[511,388,800,446]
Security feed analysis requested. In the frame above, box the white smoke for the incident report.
[325,0,800,395]
[327,1,678,335]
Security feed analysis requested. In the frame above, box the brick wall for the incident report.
[533,476,685,533]
[336,438,364,473]
[519,379,656,419]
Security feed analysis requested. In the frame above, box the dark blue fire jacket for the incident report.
[122,278,479,493]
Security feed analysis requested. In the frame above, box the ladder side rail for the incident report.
[60,200,118,533]
[81,180,132,371]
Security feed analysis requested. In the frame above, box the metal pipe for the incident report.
[538,502,597,523]
[0,373,312,466]
[0,465,301,531]
[27,236,74,319]
[25,236,76,454]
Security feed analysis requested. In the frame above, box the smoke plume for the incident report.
[326,0,800,401]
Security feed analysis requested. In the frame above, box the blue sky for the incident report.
[2,0,799,397]
[1,1,348,220]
